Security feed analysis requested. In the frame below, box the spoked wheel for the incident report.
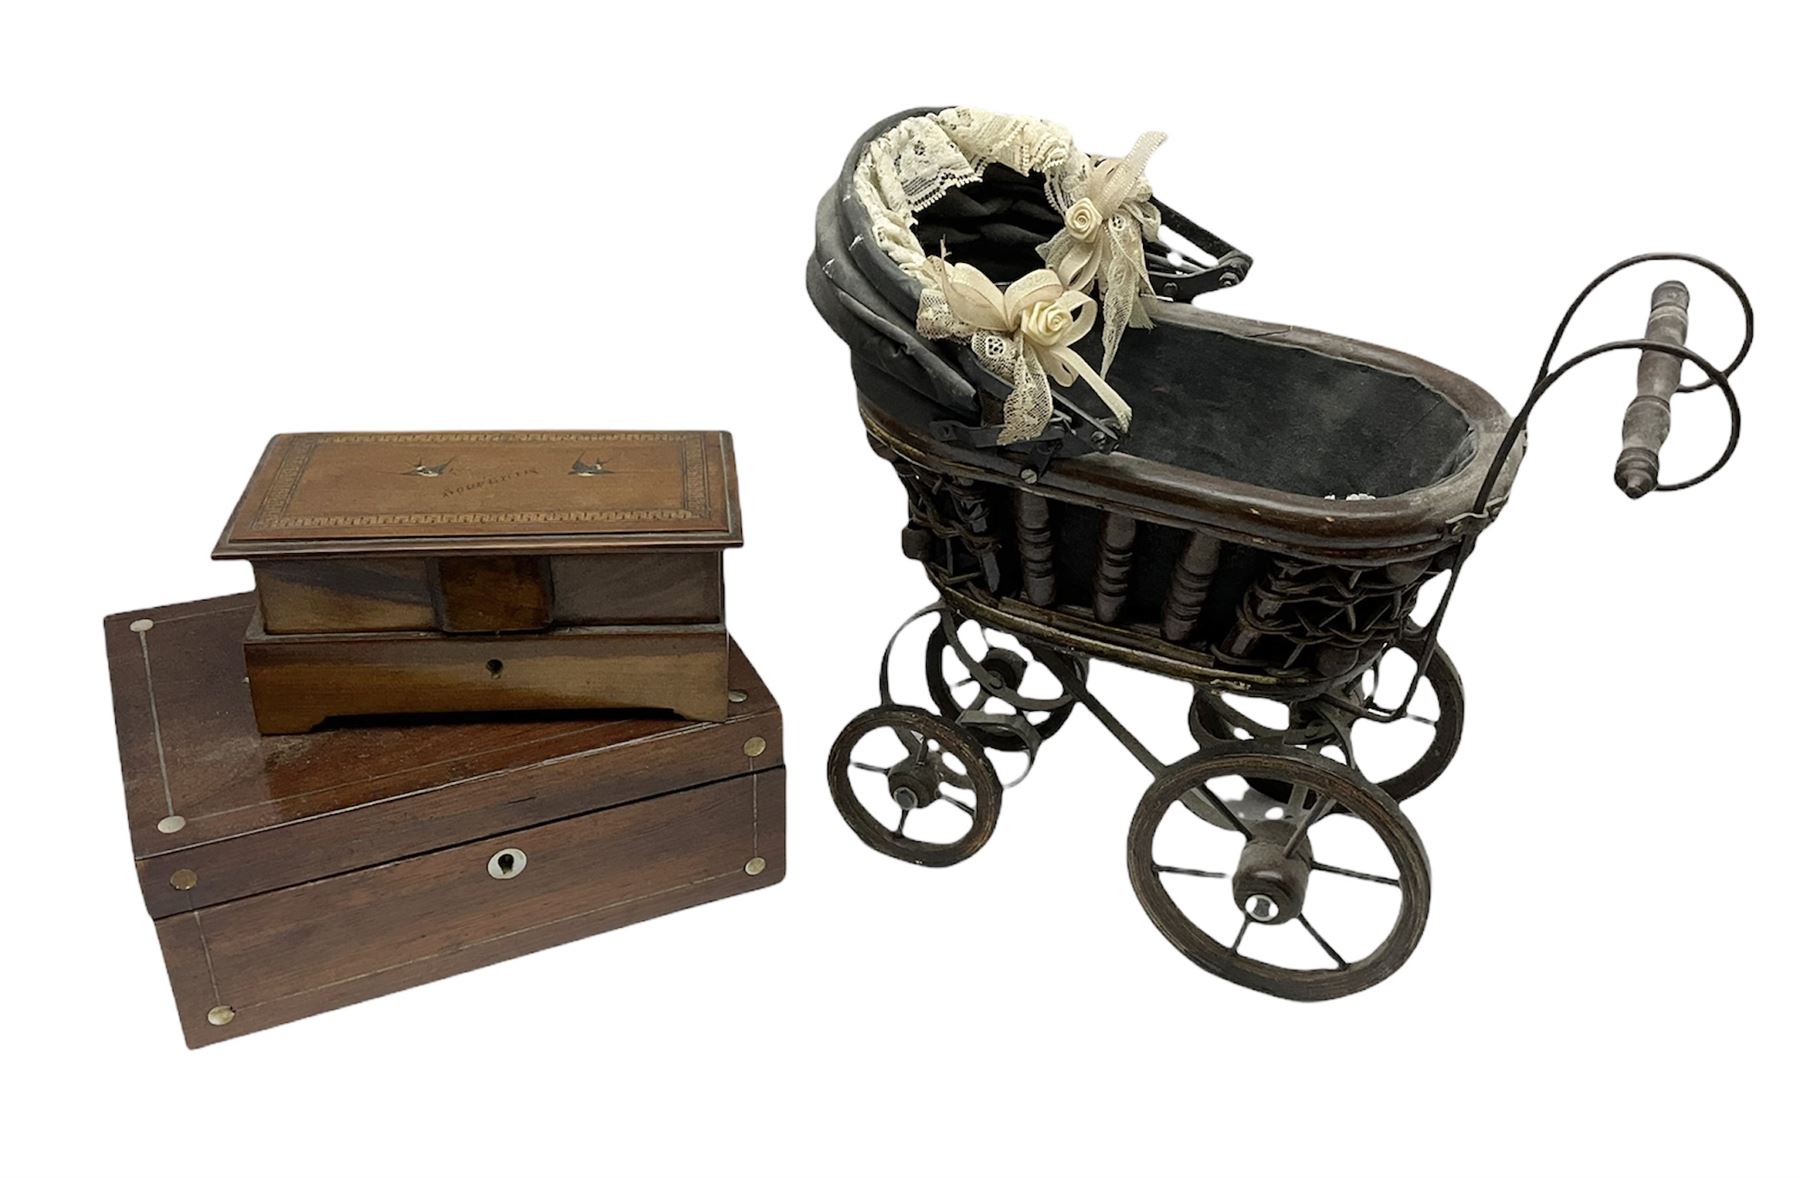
[828,705,1003,867]
[924,617,1084,754]
[1127,746,1431,1001]
[1188,627,1465,804]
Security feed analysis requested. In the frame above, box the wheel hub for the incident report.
[887,767,938,810]
[975,649,1027,694]
[1232,827,1312,926]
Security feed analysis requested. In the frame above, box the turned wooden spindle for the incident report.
[1161,531,1222,642]
[1615,280,1690,499]
[1093,513,1138,624]
[1016,490,1057,607]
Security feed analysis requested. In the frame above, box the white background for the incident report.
[3,4,1795,1176]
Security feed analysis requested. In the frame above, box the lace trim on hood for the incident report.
[853,106,1164,444]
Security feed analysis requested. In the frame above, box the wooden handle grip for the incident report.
[1615,280,1690,498]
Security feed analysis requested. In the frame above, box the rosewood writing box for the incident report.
[106,594,784,1048]
[213,430,742,733]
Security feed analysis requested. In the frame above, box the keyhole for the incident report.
[486,659,504,678]
[487,847,527,879]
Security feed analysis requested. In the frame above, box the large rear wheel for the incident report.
[1127,746,1431,1001]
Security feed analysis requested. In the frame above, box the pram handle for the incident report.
[1614,280,1691,498]
[1374,255,1747,726]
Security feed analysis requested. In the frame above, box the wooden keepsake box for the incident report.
[105,594,784,1048]
[213,430,742,733]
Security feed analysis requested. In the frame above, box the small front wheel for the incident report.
[828,706,1003,867]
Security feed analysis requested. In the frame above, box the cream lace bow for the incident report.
[919,258,1133,445]
[1039,131,1166,377]
[855,108,1174,444]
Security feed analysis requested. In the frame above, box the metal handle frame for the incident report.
[1357,252,1753,725]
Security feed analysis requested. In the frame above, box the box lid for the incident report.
[106,595,782,918]
[213,430,741,559]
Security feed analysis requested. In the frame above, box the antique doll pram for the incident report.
[806,107,1752,999]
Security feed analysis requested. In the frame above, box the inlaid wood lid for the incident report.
[105,596,781,918]
[214,430,741,558]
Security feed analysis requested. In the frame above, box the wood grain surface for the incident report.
[156,767,785,1048]
[242,614,729,732]
[252,550,726,634]
[106,596,782,916]
[214,430,743,556]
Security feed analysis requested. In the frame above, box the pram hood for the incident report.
[811,106,1237,444]
[808,106,1519,554]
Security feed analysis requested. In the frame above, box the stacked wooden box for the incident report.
[105,431,784,1047]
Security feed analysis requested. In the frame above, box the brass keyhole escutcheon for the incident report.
[487,848,527,879]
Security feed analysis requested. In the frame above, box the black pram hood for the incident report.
[807,106,1250,453]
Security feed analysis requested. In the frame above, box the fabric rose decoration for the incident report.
[918,256,1134,445]
[1019,297,1076,348]
[1039,130,1167,377]
[1062,197,1103,244]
